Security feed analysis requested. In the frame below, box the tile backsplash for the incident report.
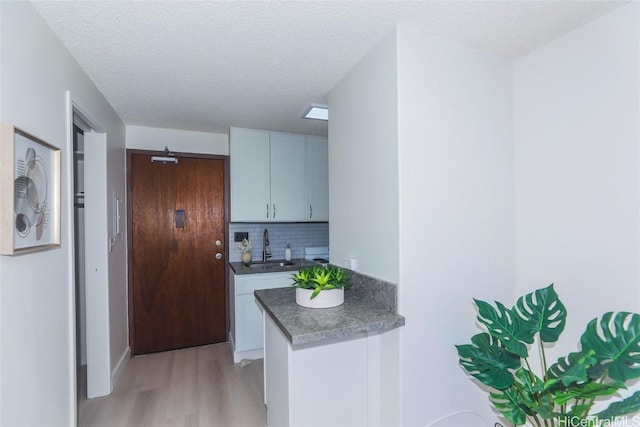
[228,222,329,262]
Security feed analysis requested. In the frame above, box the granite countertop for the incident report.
[230,258,317,275]
[254,271,405,347]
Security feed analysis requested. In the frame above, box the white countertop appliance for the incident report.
[304,246,329,265]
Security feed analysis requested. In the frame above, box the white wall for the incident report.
[396,25,515,425]
[127,125,228,155]
[514,2,640,366]
[328,31,401,425]
[0,2,126,425]
[328,25,515,426]
[330,6,639,424]
[328,32,399,284]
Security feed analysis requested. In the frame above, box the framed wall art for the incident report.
[0,124,61,255]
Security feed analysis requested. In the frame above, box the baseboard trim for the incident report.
[111,345,130,391]
[229,331,265,363]
[233,348,264,364]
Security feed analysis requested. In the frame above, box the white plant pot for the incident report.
[296,288,344,309]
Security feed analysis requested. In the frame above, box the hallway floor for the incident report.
[78,342,266,427]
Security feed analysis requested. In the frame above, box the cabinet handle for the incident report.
[266,203,269,219]
[309,204,313,219]
[273,204,276,219]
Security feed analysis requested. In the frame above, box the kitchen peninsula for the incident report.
[255,271,405,427]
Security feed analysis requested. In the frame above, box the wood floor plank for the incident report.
[126,388,168,427]
[78,343,267,427]
[165,348,199,423]
[91,390,139,427]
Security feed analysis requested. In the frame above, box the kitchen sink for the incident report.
[248,261,296,269]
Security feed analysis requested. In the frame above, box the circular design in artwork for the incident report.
[14,147,48,239]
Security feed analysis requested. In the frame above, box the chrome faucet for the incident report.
[262,228,272,262]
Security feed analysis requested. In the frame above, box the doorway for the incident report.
[128,151,229,355]
[72,124,87,401]
[69,95,112,402]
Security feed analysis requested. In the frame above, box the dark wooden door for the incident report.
[130,154,226,355]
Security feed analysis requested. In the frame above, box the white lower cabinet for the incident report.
[236,293,265,353]
[231,271,295,363]
[264,315,379,427]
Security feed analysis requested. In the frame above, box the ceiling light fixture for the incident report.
[303,105,328,121]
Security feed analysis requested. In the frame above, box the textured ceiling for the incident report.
[32,0,626,136]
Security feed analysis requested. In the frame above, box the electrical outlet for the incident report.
[344,256,358,271]
[234,232,249,242]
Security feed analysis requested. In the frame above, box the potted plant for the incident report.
[291,265,351,308]
[456,284,640,426]
[237,238,252,264]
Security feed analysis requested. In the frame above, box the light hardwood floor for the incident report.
[78,343,267,427]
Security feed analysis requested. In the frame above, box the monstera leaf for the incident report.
[513,367,541,396]
[580,312,640,382]
[489,387,529,426]
[456,333,521,389]
[546,350,597,388]
[514,284,566,343]
[475,299,531,358]
[598,390,640,419]
[553,383,619,406]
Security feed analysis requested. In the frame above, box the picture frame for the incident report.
[0,124,61,255]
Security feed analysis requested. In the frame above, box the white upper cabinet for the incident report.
[270,132,307,221]
[230,128,271,221]
[306,136,328,221]
[230,127,327,222]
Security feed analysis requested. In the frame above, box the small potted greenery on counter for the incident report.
[292,265,352,308]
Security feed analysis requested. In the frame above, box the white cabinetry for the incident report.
[270,132,307,221]
[264,315,377,426]
[230,127,328,222]
[306,136,328,221]
[230,271,295,363]
[230,128,271,221]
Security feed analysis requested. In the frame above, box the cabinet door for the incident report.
[270,132,307,221]
[230,128,271,221]
[234,272,295,353]
[236,293,265,352]
[264,315,291,427]
[306,136,329,221]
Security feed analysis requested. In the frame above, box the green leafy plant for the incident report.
[456,284,640,426]
[291,265,351,299]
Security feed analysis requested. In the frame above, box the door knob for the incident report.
[215,252,223,260]
[215,239,222,247]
